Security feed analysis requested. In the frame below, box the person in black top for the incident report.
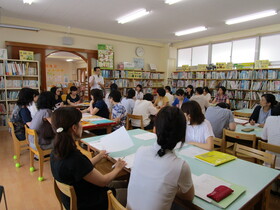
[66,86,80,105]
[185,85,194,99]
[50,86,63,107]
[50,107,126,210]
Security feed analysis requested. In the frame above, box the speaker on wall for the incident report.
[62,36,74,45]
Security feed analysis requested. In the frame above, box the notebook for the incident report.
[195,151,236,166]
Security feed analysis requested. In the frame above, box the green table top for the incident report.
[82,129,279,210]
[235,124,263,138]
[234,108,254,114]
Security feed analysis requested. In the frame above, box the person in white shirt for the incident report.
[190,87,210,114]
[127,106,194,210]
[105,83,118,112]
[121,89,135,114]
[89,67,105,90]
[182,101,214,151]
[165,86,174,105]
[135,84,143,100]
[131,93,159,130]
[27,89,39,118]
[203,87,212,103]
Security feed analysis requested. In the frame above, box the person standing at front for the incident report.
[89,67,105,90]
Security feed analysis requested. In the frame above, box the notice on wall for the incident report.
[97,44,114,69]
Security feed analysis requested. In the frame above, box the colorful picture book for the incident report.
[19,50,34,60]
[195,151,237,166]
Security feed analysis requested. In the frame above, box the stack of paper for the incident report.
[133,132,156,141]
[234,118,249,125]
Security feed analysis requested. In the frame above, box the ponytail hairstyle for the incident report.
[51,107,82,159]
[155,106,186,157]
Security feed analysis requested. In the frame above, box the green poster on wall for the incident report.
[98,44,114,69]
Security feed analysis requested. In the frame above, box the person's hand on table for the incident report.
[114,159,127,171]
[258,123,264,128]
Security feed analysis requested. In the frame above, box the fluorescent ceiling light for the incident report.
[0,24,40,31]
[23,0,34,5]
[175,26,207,36]
[165,0,183,5]
[226,10,277,25]
[66,59,74,62]
[117,9,150,24]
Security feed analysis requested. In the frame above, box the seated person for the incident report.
[249,94,278,128]
[50,107,126,210]
[29,91,56,150]
[154,88,169,109]
[203,86,212,103]
[190,87,210,114]
[212,86,230,104]
[135,84,143,100]
[132,93,159,130]
[50,86,64,107]
[127,106,194,210]
[205,102,236,138]
[105,83,118,112]
[182,101,214,151]
[121,89,135,114]
[165,86,174,105]
[172,89,189,109]
[27,89,39,118]
[10,87,34,140]
[66,86,81,105]
[109,90,127,130]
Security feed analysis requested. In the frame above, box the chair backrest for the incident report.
[75,140,93,159]
[25,125,43,153]
[54,180,77,210]
[233,143,276,168]
[107,190,126,210]
[222,129,256,152]
[213,137,222,151]
[233,111,251,118]
[61,94,67,102]
[8,121,22,141]
[258,141,280,168]
[126,114,144,130]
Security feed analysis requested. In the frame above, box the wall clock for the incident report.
[135,47,144,57]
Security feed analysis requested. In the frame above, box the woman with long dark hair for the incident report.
[50,107,126,210]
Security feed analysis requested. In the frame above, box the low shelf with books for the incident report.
[0,59,40,128]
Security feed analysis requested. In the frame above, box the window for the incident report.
[232,38,256,63]
[260,34,280,61]
[212,42,232,64]
[177,48,191,67]
[192,45,209,65]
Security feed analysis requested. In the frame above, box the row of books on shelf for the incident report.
[172,80,205,88]
[0,91,5,100]
[105,79,164,88]
[5,80,39,88]
[0,103,15,114]
[102,70,164,79]
[0,77,4,88]
[230,100,250,109]
[7,91,19,100]
[171,72,204,79]
[0,62,37,76]
[0,103,6,114]
[0,115,7,126]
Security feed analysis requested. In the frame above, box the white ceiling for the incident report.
[1,0,280,43]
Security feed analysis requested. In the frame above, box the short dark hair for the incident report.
[32,89,39,97]
[203,87,210,94]
[90,89,103,102]
[155,106,186,157]
[157,88,166,97]
[219,86,227,94]
[16,87,34,106]
[136,84,142,91]
[262,94,277,107]
[176,89,185,96]
[52,107,82,159]
[216,102,230,109]
[181,101,205,125]
[165,86,171,93]
[272,103,280,116]
[127,89,135,99]
[110,83,118,91]
[70,86,78,92]
[195,87,203,95]
[50,86,61,95]
[94,67,100,71]
[109,90,122,102]
[37,91,56,110]
[143,93,154,101]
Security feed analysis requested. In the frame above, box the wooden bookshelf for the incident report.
[0,59,40,128]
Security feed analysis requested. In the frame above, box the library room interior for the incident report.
[1,0,280,209]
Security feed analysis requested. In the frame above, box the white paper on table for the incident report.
[89,141,105,151]
[82,113,92,118]
[133,132,157,141]
[114,153,136,169]
[192,174,231,202]
[99,126,134,153]
[234,118,249,124]
[83,117,103,122]
[177,146,208,158]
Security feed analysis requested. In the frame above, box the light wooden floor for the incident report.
[0,129,280,210]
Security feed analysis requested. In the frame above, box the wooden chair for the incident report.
[233,111,251,118]
[233,143,276,168]
[25,125,52,181]
[61,94,67,102]
[54,179,77,210]
[258,141,280,169]
[8,122,29,168]
[75,140,93,159]
[213,137,222,151]
[126,114,144,130]
[222,129,256,155]
[107,190,126,210]
[0,185,8,210]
